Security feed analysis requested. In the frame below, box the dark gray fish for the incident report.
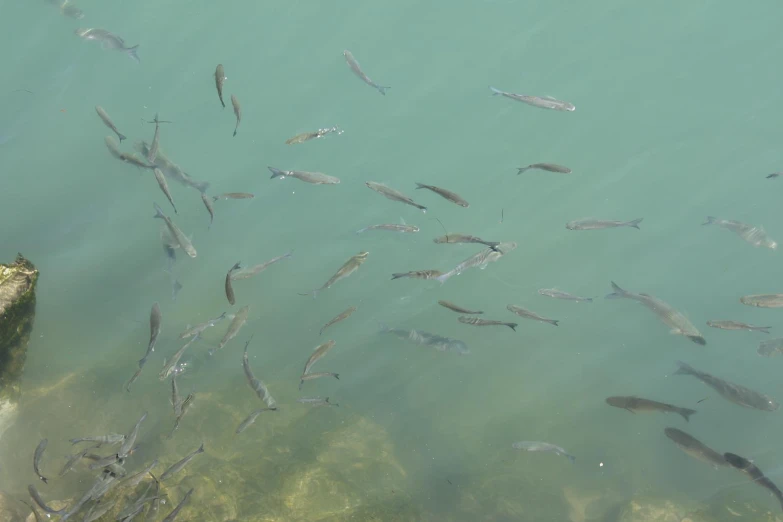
[365,182,426,212]
[95,106,125,142]
[236,408,277,434]
[437,300,483,314]
[170,393,194,436]
[458,316,517,331]
[517,163,572,174]
[243,337,276,408]
[432,234,500,250]
[664,427,727,468]
[299,372,339,391]
[160,444,204,481]
[490,86,575,111]
[231,94,241,136]
[70,433,125,445]
[125,366,143,392]
[139,302,161,368]
[674,361,778,411]
[162,487,194,522]
[343,50,389,95]
[414,182,469,207]
[506,305,559,326]
[58,444,99,477]
[153,168,178,214]
[212,192,254,201]
[19,500,42,522]
[706,320,770,333]
[86,453,120,471]
[225,262,240,305]
[320,306,357,335]
[606,396,696,421]
[724,452,783,512]
[391,270,442,280]
[27,485,64,516]
[215,64,226,108]
[512,441,575,463]
[33,438,48,483]
[118,411,148,459]
[380,325,470,355]
[298,397,338,407]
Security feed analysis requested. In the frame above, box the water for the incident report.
[1,1,783,520]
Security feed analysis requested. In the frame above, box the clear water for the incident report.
[2,1,783,520]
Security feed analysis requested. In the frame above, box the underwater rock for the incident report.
[0,489,25,522]
[617,497,721,522]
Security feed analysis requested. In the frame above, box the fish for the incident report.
[213,305,249,353]
[343,50,389,95]
[566,218,643,230]
[320,306,357,336]
[365,182,426,212]
[706,320,770,333]
[161,487,194,521]
[160,335,200,380]
[83,500,116,522]
[121,459,159,489]
[242,338,276,408]
[606,281,705,345]
[301,252,368,298]
[458,316,517,331]
[674,361,778,411]
[225,262,241,305]
[70,433,125,445]
[299,372,340,390]
[160,444,204,481]
[136,141,210,193]
[200,192,215,227]
[214,64,226,108]
[490,86,575,111]
[605,396,696,421]
[391,270,443,280]
[740,294,783,308]
[58,473,118,520]
[506,305,559,326]
[512,441,575,463]
[433,234,500,250]
[663,428,727,468]
[767,172,782,179]
[118,411,148,459]
[437,300,483,314]
[146,113,166,164]
[153,203,196,258]
[59,1,84,20]
[178,312,227,339]
[104,137,155,170]
[28,485,64,516]
[33,439,49,484]
[517,163,572,174]
[212,192,255,201]
[86,453,120,472]
[758,338,783,357]
[230,94,242,137]
[75,29,139,62]
[297,397,338,407]
[59,444,99,477]
[285,126,343,145]
[19,499,43,522]
[139,302,161,368]
[231,251,293,280]
[436,242,517,284]
[153,168,178,214]
[538,289,593,302]
[414,183,469,207]
[724,452,783,512]
[171,279,182,302]
[703,216,777,250]
[268,167,340,185]
[302,340,337,376]
[170,393,194,436]
[380,325,469,355]
[95,106,126,142]
[236,408,277,434]
[171,374,181,416]
[356,224,420,234]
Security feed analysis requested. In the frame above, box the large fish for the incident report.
[674,361,778,411]
[663,427,727,468]
[490,86,575,111]
[75,29,139,62]
[436,242,517,284]
[703,216,777,250]
[380,325,469,355]
[343,50,389,95]
[153,203,196,258]
[365,182,426,212]
[740,294,783,308]
[605,281,705,345]
[225,262,240,305]
[242,338,276,408]
[606,396,696,421]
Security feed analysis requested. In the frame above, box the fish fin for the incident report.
[489,86,503,96]
[507,323,518,331]
[268,166,286,179]
[333,373,340,380]
[702,216,717,226]
[233,129,237,137]
[673,360,693,376]
[117,133,127,142]
[126,45,140,63]
[414,183,427,190]
[298,380,303,391]
[153,202,165,219]
[567,455,576,464]
[517,167,529,174]
[624,408,636,414]
[605,281,627,299]
[627,218,643,229]
[767,173,780,179]
[376,85,390,95]
[549,319,560,327]
[400,217,407,226]
[390,273,406,280]
[679,408,697,422]
[757,327,772,334]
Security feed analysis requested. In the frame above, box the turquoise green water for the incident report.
[3,1,783,520]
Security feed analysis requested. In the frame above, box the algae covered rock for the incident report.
[0,253,38,403]
[617,496,721,522]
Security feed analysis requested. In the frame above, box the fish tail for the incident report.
[627,218,643,229]
[414,182,427,190]
[489,86,503,95]
[585,297,594,302]
[356,227,367,234]
[390,273,406,280]
[517,167,529,174]
[506,323,518,331]
[702,216,717,226]
[376,85,390,95]
[605,281,628,299]
[548,319,560,327]
[674,360,694,376]
[153,202,165,219]
[333,373,340,380]
[567,454,576,464]
[756,326,772,334]
[766,173,780,179]
[678,408,697,422]
[268,166,286,179]
[126,45,140,63]
[435,272,451,284]
[117,132,127,142]
[418,204,428,213]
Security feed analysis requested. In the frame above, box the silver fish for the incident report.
[517,163,572,174]
[437,300,483,315]
[231,94,241,137]
[212,306,249,353]
[706,320,770,333]
[297,397,338,407]
[243,337,276,408]
[137,141,210,193]
[758,338,783,357]
[703,216,777,250]
[436,242,517,284]
[299,372,340,390]
[59,444,99,477]
[28,485,64,516]
[212,192,255,201]
[58,1,84,20]
[225,262,241,305]
[320,306,357,336]
[236,408,276,434]
[302,252,368,298]
[380,325,469,355]
[139,302,161,368]
[391,270,442,280]
[357,223,419,234]
[506,305,559,326]
[162,487,194,522]
[170,393,194,436]
[285,126,343,145]
[566,218,642,230]
[153,203,196,258]
[201,192,215,227]
[75,28,139,62]
[490,87,575,111]
[33,439,49,483]
[512,441,575,463]
[159,335,200,380]
[432,234,500,250]
[414,183,469,207]
[458,316,517,331]
[302,340,336,376]
[538,289,593,302]
[153,168,178,214]
[160,444,204,481]
[365,182,426,212]
[674,361,778,411]
[231,251,292,280]
[605,396,696,422]
[268,166,340,185]
[121,459,159,489]
[343,50,389,95]
[178,312,227,339]
[740,294,783,308]
[70,433,125,445]
[606,281,705,345]
[118,411,148,459]
[146,113,165,164]
[215,64,226,108]
[95,106,126,142]
[664,428,727,468]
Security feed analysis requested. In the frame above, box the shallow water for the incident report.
[2,1,783,521]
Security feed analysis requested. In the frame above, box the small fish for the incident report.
[302,340,337,376]
[153,203,196,258]
[225,262,241,305]
[706,320,770,333]
[285,126,343,145]
[703,216,777,250]
[70,434,125,445]
[664,428,727,468]
[414,183,469,207]
[83,500,116,522]
[160,444,204,482]
[381,325,469,355]
[153,168,178,214]
[437,300,483,315]
[212,192,254,201]
[365,182,426,212]
[178,312,227,339]
[118,411,148,459]
[162,487,194,522]
[490,87,575,111]
[767,172,782,179]
[343,50,389,95]
[231,251,293,280]
[301,252,368,298]
[517,163,572,174]
[125,367,143,392]
[59,1,84,20]
[506,305,559,326]
[160,335,200,380]
[236,408,277,434]
[758,338,783,357]
[213,306,249,353]
[268,167,340,185]
[320,306,357,336]
[215,64,226,108]
[95,106,126,142]
[231,94,241,136]
[724,452,783,512]
[146,113,168,164]
[432,234,500,250]
[357,224,420,234]
[512,441,575,463]
[33,439,49,483]
[170,393,194,436]
[566,218,643,230]
[86,453,120,471]
[437,242,517,284]
[299,372,340,390]
[171,279,183,301]
[391,270,443,280]
[243,338,276,408]
[139,302,162,368]
[740,294,783,308]
[200,192,215,228]
[19,499,42,522]
[674,361,778,411]
[606,396,696,421]
[121,459,159,489]
[538,289,593,302]
[75,28,139,62]
[59,444,99,477]
[137,141,210,193]
[298,397,338,407]
[458,316,517,331]
[27,485,64,516]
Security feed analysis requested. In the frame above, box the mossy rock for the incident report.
[618,496,722,522]
[0,253,38,403]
